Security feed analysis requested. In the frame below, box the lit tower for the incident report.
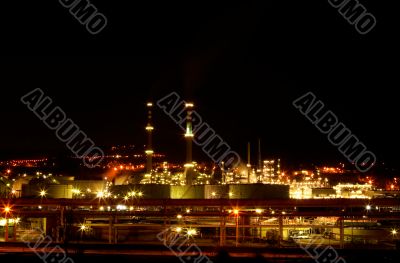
[145,102,154,182]
[184,102,195,185]
[247,142,251,183]
[257,138,262,182]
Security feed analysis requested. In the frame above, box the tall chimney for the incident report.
[184,102,195,185]
[258,138,262,182]
[145,102,154,182]
[247,142,251,183]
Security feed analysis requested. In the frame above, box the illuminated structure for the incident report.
[145,102,154,183]
[247,142,251,183]
[257,139,262,181]
[184,103,196,185]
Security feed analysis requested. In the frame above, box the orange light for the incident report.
[4,206,11,214]
[233,209,239,215]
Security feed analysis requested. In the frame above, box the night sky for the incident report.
[1,1,398,168]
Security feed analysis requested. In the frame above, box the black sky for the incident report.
[0,1,399,168]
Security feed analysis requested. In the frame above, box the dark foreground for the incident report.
[1,243,399,263]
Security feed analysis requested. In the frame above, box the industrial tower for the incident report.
[145,102,154,182]
[184,102,195,185]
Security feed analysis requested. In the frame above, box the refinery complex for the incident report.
[0,101,399,251]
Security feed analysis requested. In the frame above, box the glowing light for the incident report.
[145,126,154,131]
[145,150,154,154]
[229,192,233,197]
[72,188,81,195]
[255,209,262,214]
[185,103,194,108]
[175,227,182,233]
[124,196,129,201]
[39,189,47,198]
[96,191,104,198]
[211,192,216,197]
[99,206,104,211]
[184,133,194,138]
[6,169,11,174]
[186,209,191,213]
[147,102,153,107]
[137,192,143,197]
[366,205,371,210]
[391,229,397,236]
[116,205,127,211]
[184,163,194,168]
[177,214,183,219]
[113,167,118,171]
[79,224,88,232]
[186,228,197,236]
[4,206,11,214]
[233,209,239,215]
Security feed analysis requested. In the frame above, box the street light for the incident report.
[232,209,240,247]
[3,206,11,242]
[39,189,47,198]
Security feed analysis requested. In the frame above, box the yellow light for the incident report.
[229,192,233,197]
[184,133,194,138]
[186,209,191,213]
[175,227,182,233]
[271,210,275,215]
[233,209,239,215]
[145,126,154,131]
[147,102,153,107]
[39,190,47,197]
[366,205,371,210]
[255,209,262,214]
[6,169,11,174]
[185,103,194,108]
[99,206,104,211]
[392,229,397,235]
[137,192,143,197]
[145,150,154,154]
[96,191,104,198]
[184,163,194,168]
[124,196,129,201]
[186,228,197,236]
[211,192,216,196]
[177,214,183,219]
[79,224,88,232]
[4,206,11,214]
